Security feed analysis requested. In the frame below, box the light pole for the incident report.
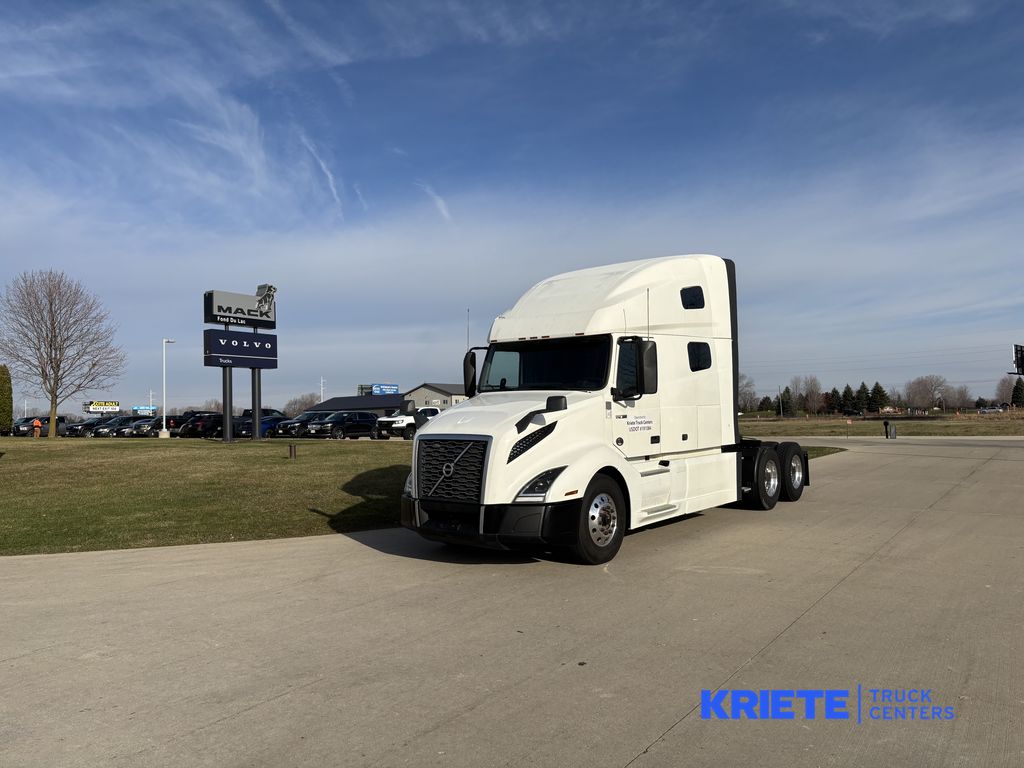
[160,339,175,438]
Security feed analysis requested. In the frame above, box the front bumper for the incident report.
[401,495,582,549]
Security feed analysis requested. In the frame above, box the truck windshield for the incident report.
[479,335,611,392]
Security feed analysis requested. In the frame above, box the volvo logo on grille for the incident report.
[427,443,476,498]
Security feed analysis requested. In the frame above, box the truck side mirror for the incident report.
[401,399,416,415]
[639,340,658,394]
[463,350,477,399]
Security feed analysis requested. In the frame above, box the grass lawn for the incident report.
[0,437,412,556]
[740,413,1024,437]
[0,437,843,556]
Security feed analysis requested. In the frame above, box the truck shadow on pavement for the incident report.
[308,464,550,564]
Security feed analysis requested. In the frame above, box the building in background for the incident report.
[403,383,465,408]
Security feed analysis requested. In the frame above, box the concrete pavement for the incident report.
[2,437,1022,767]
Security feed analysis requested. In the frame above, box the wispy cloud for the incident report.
[415,181,451,221]
[780,0,998,35]
[300,132,343,216]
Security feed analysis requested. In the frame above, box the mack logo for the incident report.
[216,304,272,319]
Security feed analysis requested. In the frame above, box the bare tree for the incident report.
[942,384,973,409]
[904,375,947,410]
[788,375,803,409]
[995,375,1015,405]
[801,375,822,415]
[0,271,126,438]
[284,392,320,416]
[888,385,905,408]
[736,374,758,413]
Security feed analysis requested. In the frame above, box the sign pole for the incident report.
[222,366,233,442]
[251,367,261,441]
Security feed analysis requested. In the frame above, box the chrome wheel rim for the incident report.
[764,459,780,497]
[587,493,618,547]
[789,454,803,488]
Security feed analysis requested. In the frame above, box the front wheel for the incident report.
[572,475,626,565]
[403,426,415,440]
[331,427,344,440]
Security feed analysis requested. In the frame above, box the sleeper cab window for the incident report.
[680,286,705,309]
[688,341,712,372]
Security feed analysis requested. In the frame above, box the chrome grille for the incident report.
[417,439,487,502]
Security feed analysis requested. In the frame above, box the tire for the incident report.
[331,427,344,440]
[572,475,627,565]
[777,442,806,502]
[370,427,381,440]
[403,425,415,440]
[750,447,782,510]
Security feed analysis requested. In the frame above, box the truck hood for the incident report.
[418,390,603,437]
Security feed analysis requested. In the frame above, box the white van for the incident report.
[401,255,808,563]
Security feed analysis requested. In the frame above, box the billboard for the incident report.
[132,405,157,415]
[203,284,277,329]
[203,329,278,369]
[83,400,119,413]
[1013,344,1024,375]
[371,383,400,395]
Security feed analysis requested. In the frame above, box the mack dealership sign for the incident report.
[203,329,278,369]
[203,284,277,329]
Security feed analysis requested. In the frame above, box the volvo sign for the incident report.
[203,329,278,369]
[203,284,277,329]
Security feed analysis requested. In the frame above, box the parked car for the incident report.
[178,414,224,438]
[90,415,149,437]
[275,411,322,437]
[67,416,110,437]
[236,415,288,438]
[13,415,68,437]
[375,407,440,440]
[179,414,246,438]
[978,406,1004,414]
[242,407,287,419]
[131,417,163,437]
[305,411,379,439]
[5,416,35,436]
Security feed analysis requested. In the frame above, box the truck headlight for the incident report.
[404,472,414,496]
[515,467,567,502]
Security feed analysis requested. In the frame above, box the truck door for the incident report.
[610,337,661,459]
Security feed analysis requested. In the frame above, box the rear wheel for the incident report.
[749,447,782,510]
[776,442,806,501]
[572,475,626,565]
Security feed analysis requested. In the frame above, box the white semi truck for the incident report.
[400,254,808,564]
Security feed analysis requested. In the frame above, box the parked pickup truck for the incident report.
[375,407,440,440]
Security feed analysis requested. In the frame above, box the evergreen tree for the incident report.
[869,381,888,412]
[0,364,12,434]
[841,384,855,412]
[975,397,989,409]
[1013,377,1024,407]
[829,387,842,414]
[757,395,773,411]
[855,382,870,412]
[781,386,793,416]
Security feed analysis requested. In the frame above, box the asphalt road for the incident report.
[2,437,1022,767]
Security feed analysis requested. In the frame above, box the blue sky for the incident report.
[1,0,1022,411]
